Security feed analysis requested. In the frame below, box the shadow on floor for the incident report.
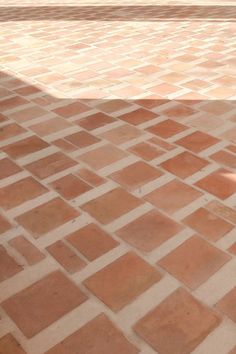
[0,5,236,22]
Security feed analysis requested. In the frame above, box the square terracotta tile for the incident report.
[210,150,236,169]
[182,208,234,241]
[9,235,45,265]
[2,271,87,338]
[176,131,219,152]
[195,168,236,199]
[0,123,26,141]
[16,198,79,237]
[97,99,131,114]
[65,130,100,148]
[159,236,230,289]
[0,334,26,354]
[128,142,164,161]
[147,119,187,138]
[82,188,143,224]
[116,210,182,252]
[1,97,28,112]
[46,240,86,274]
[66,223,119,261]
[134,288,221,354]
[53,101,90,118]
[29,118,72,136]
[2,136,49,159]
[77,112,115,130]
[161,151,208,179]
[100,124,142,144]
[0,158,21,179]
[79,144,127,170]
[109,161,163,190]
[119,108,157,125]
[45,314,139,354]
[162,104,196,120]
[83,252,161,311]
[217,287,236,323]
[9,106,46,123]
[26,152,77,179]
[145,180,202,214]
[0,245,22,282]
[50,174,91,200]
[0,177,48,210]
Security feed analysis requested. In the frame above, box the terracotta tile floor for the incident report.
[0,0,236,353]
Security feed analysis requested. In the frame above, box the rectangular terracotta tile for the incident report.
[210,150,236,169]
[45,314,139,354]
[109,161,163,190]
[9,235,45,265]
[97,99,131,114]
[195,168,236,199]
[66,223,119,261]
[29,117,72,136]
[162,104,196,120]
[2,271,87,338]
[0,334,26,354]
[9,106,47,123]
[0,158,21,179]
[79,144,127,171]
[128,142,164,161]
[134,288,221,354]
[3,136,49,159]
[0,123,26,141]
[182,208,234,241]
[53,102,90,118]
[116,209,182,252]
[46,240,86,274]
[50,174,91,200]
[84,252,161,311]
[65,130,100,148]
[0,177,48,210]
[217,287,236,323]
[82,188,143,224]
[176,131,219,152]
[25,152,77,179]
[161,151,208,179]
[147,119,187,138]
[159,235,230,289]
[119,108,157,125]
[145,180,202,215]
[100,124,142,144]
[77,112,115,130]
[0,245,22,282]
[0,96,28,112]
[16,198,79,238]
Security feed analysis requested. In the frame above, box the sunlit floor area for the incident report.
[0,0,236,353]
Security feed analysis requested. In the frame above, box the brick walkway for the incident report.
[1,1,236,353]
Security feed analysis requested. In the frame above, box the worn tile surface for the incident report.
[0,0,236,352]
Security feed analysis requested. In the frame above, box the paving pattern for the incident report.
[0,0,236,353]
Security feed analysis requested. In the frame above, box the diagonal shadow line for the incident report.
[0,5,236,22]
[1,70,236,136]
